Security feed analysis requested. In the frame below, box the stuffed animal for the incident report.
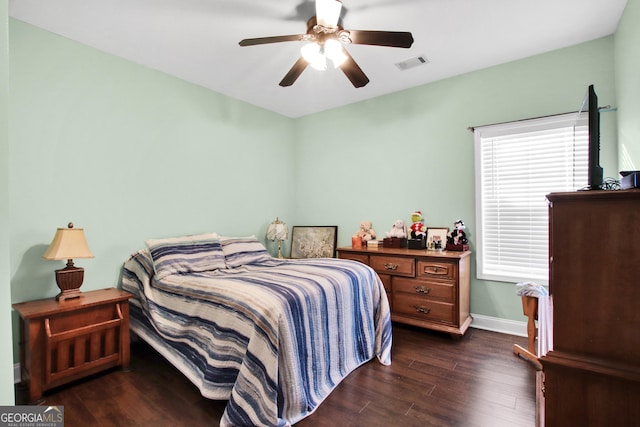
[356,220,377,242]
[447,219,468,245]
[385,219,407,238]
[409,211,426,239]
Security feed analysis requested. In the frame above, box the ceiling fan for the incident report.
[238,0,414,88]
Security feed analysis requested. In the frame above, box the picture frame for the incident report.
[426,227,449,250]
[290,226,338,259]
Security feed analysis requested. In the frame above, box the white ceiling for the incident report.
[9,0,628,118]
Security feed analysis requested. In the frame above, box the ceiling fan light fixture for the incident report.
[301,42,327,70]
[316,0,342,28]
[325,39,347,68]
[238,0,413,88]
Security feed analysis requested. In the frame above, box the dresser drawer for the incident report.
[417,260,456,280]
[370,255,415,277]
[393,293,455,324]
[393,277,454,302]
[340,252,369,265]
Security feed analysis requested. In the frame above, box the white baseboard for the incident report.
[470,313,527,337]
[12,314,526,384]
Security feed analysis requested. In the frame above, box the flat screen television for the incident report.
[578,84,603,190]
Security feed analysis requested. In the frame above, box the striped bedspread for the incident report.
[122,250,392,426]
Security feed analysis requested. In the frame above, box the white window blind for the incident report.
[474,113,587,284]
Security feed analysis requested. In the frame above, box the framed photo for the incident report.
[426,227,449,250]
[290,226,338,259]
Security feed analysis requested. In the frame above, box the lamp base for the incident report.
[277,241,284,259]
[56,288,82,301]
[54,265,85,301]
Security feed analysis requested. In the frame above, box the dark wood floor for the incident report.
[16,325,537,426]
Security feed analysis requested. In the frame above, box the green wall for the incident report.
[615,0,640,169]
[9,20,296,303]
[295,37,618,321]
[1,0,15,405]
[9,20,296,360]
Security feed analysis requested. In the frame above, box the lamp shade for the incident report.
[43,224,94,260]
[266,218,288,241]
[267,218,288,259]
[325,39,347,67]
[267,218,289,240]
[301,42,327,71]
[316,0,342,28]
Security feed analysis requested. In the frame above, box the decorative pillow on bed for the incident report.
[145,232,225,279]
[220,236,273,268]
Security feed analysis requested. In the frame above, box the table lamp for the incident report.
[43,222,94,301]
[266,217,288,259]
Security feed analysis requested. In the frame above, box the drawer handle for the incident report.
[414,305,431,314]
[414,286,431,294]
[384,263,399,271]
[427,266,445,274]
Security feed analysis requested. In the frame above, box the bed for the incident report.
[121,234,392,426]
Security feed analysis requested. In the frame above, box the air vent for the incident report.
[395,55,429,71]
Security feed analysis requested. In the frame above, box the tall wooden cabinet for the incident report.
[540,190,640,426]
[337,247,472,336]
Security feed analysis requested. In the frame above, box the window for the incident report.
[474,113,587,284]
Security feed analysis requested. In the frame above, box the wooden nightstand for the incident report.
[13,288,133,403]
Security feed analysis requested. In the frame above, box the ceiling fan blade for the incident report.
[346,30,414,48]
[239,34,307,47]
[339,50,369,88]
[279,57,309,87]
[316,0,342,28]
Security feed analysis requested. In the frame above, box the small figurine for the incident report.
[385,219,407,238]
[447,219,468,246]
[355,220,377,242]
[409,211,426,239]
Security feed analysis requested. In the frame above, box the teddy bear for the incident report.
[385,219,407,238]
[409,211,426,239]
[356,220,377,242]
[447,219,468,245]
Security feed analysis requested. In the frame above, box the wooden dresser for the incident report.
[337,246,472,336]
[540,190,640,426]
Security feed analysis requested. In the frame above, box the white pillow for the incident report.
[220,236,272,268]
[145,232,225,279]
